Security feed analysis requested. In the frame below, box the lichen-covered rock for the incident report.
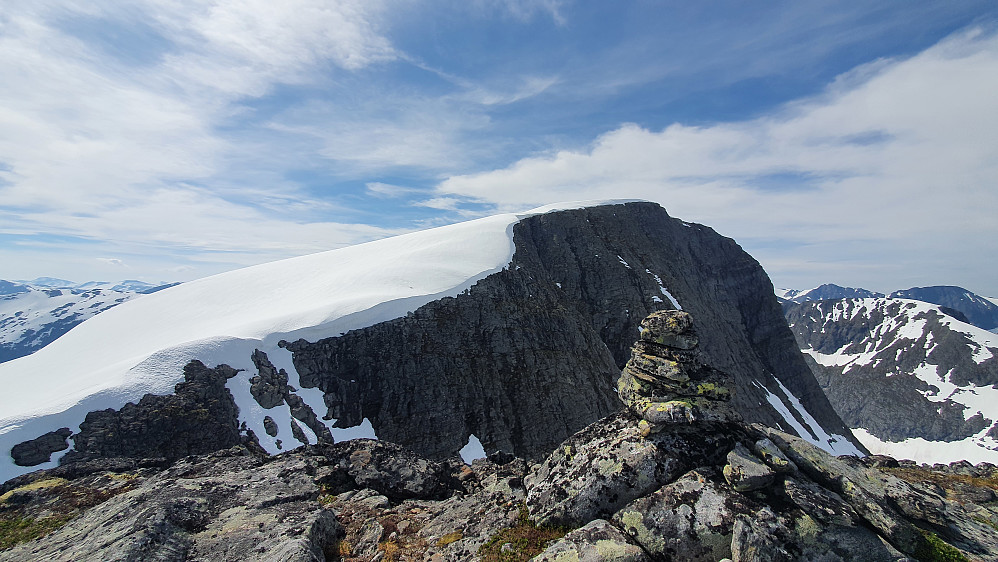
[524,411,733,526]
[723,442,775,492]
[617,310,739,435]
[533,519,650,562]
[612,469,750,561]
[0,447,340,562]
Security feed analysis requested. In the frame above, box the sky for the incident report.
[1,1,996,295]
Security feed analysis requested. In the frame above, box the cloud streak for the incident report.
[436,28,998,292]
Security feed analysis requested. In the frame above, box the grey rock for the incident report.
[723,442,775,492]
[751,437,797,474]
[612,469,749,561]
[10,427,72,466]
[263,415,279,437]
[315,439,461,501]
[61,361,249,464]
[524,411,732,526]
[533,519,650,562]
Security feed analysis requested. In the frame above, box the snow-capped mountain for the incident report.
[0,279,181,364]
[0,283,140,364]
[776,284,884,304]
[0,202,861,483]
[889,286,998,332]
[786,297,998,464]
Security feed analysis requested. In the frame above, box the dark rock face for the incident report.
[786,298,998,444]
[250,350,332,444]
[9,428,71,467]
[284,202,858,460]
[890,285,998,331]
[61,361,249,463]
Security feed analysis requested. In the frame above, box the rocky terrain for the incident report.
[785,297,998,464]
[2,311,994,561]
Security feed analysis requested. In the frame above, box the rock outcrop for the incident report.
[61,361,252,465]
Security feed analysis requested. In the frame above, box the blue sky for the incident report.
[1,1,996,295]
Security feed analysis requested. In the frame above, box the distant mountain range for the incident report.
[0,279,179,363]
[780,283,998,463]
[777,283,998,333]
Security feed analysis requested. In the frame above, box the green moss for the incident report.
[478,504,570,562]
[0,516,70,550]
[913,528,968,562]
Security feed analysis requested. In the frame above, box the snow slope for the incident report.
[0,201,641,482]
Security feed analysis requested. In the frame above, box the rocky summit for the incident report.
[2,312,996,561]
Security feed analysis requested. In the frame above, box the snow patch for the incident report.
[645,270,682,310]
[754,379,863,456]
[852,427,998,465]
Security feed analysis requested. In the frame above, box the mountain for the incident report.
[777,284,885,304]
[890,285,998,331]
[0,201,861,484]
[0,285,141,364]
[786,297,998,464]
[1,312,993,561]
[0,280,183,364]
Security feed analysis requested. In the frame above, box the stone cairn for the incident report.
[617,310,739,436]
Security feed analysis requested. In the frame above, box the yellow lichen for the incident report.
[0,477,68,503]
[437,531,463,546]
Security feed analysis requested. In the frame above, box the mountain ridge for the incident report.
[0,201,860,483]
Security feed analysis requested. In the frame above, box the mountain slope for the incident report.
[786,297,998,463]
[0,202,860,483]
[890,285,998,331]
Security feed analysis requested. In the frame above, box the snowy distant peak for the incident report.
[0,284,144,364]
[13,278,176,293]
[888,286,998,331]
[19,277,77,289]
[780,284,884,304]
[786,297,998,464]
[0,280,31,296]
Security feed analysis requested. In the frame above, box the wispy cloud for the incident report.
[436,28,998,292]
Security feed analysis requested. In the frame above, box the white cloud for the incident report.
[435,28,998,292]
[97,257,126,267]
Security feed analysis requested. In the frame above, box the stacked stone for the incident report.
[617,310,738,436]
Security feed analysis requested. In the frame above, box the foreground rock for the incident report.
[2,312,994,560]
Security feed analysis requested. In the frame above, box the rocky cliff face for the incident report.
[284,202,860,460]
[786,297,998,463]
